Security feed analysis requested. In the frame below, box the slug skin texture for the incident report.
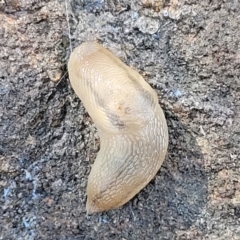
[68,42,168,214]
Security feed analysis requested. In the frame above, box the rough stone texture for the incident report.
[0,0,239,239]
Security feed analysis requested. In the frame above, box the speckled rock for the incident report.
[0,0,239,239]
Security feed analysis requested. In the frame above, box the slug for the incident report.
[142,0,165,12]
[68,42,168,214]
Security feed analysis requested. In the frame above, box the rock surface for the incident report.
[0,0,239,239]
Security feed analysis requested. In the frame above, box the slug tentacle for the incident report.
[68,42,168,214]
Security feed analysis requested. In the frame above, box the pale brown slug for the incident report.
[68,42,168,214]
[142,0,165,12]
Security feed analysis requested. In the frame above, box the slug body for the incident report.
[68,42,168,214]
[142,0,165,12]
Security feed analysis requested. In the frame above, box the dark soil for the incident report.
[0,0,239,239]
